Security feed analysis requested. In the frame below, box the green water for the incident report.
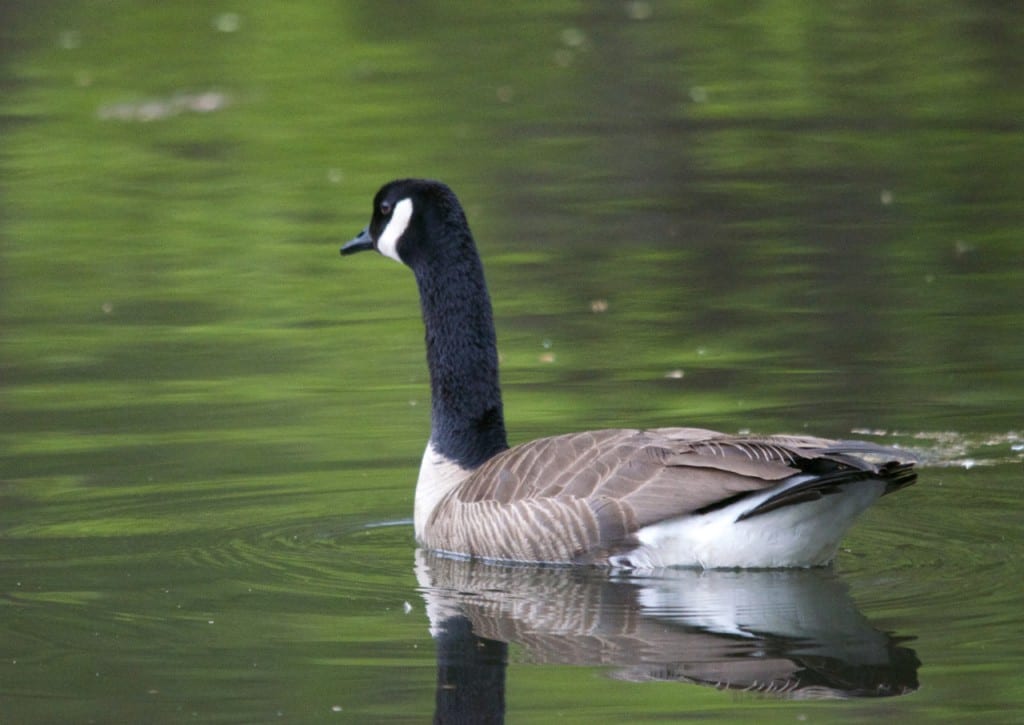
[2,2,1022,722]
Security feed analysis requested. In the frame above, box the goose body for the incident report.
[341,179,916,568]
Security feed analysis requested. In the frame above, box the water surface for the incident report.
[2,2,1023,722]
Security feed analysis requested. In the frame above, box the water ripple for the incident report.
[181,516,416,601]
[837,460,1021,638]
[850,428,1023,468]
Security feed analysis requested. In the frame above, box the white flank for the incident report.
[414,441,472,540]
[377,197,413,263]
[619,476,888,569]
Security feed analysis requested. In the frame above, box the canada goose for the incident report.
[340,179,917,568]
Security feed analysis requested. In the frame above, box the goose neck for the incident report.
[414,251,508,469]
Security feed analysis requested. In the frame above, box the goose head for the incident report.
[341,178,469,268]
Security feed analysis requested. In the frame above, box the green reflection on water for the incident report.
[2,1,1023,722]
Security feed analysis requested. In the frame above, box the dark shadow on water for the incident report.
[418,551,919,722]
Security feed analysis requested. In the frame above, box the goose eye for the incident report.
[379,200,392,216]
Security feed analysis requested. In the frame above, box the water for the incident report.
[2,2,1023,722]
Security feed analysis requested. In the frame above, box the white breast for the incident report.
[414,442,473,540]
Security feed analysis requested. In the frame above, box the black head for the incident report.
[340,179,468,267]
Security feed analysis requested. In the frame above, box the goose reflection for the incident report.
[417,550,918,720]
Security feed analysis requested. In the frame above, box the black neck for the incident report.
[413,230,509,469]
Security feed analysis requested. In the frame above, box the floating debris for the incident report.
[851,428,889,437]
[626,1,653,20]
[539,338,556,363]
[213,13,241,33]
[555,27,587,68]
[58,30,82,50]
[954,240,975,257]
[96,90,231,122]
[560,27,587,48]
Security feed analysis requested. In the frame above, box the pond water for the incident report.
[2,2,1022,722]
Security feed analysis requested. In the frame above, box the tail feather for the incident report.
[879,461,917,495]
[736,460,916,523]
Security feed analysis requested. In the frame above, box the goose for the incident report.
[340,178,917,568]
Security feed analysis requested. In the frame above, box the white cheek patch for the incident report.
[376,198,413,263]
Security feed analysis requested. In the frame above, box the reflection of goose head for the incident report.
[416,551,919,700]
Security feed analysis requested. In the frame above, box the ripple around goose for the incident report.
[339,178,918,569]
[181,517,410,600]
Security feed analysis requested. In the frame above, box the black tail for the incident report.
[736,456,917,523]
